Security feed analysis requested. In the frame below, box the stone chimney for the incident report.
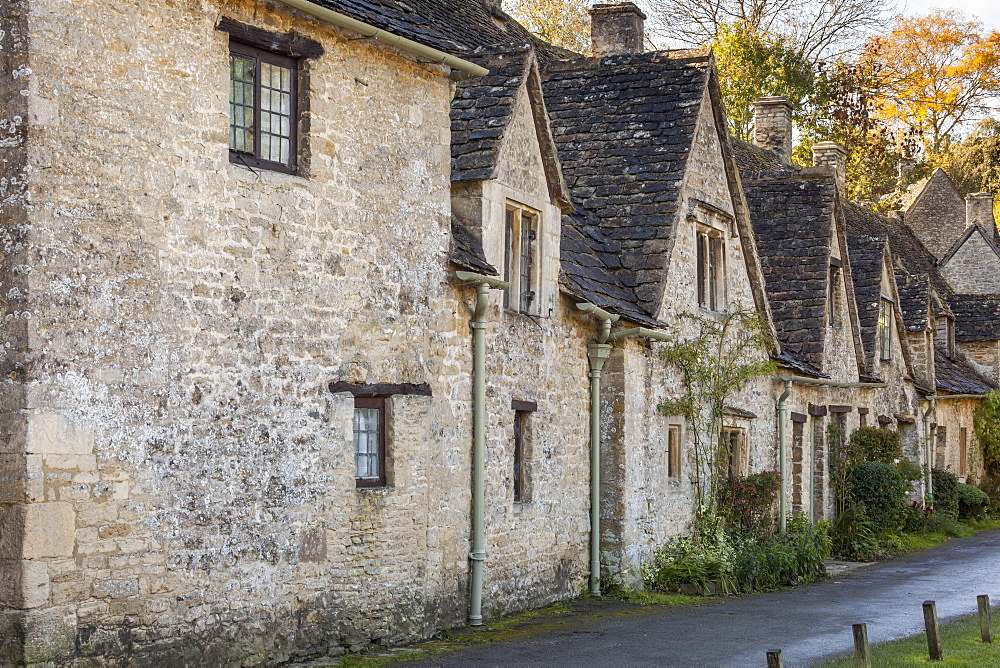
[966,192,995,229]
[589,2,645,57]
[752,97,793,164]
[898,156,916,185]
[812,141,847,192]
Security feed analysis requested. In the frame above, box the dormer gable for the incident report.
[938,223,1000,294]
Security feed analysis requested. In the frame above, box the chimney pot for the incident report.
[752,97,793,164]
[589,2,645,57]
[811,141,847,192]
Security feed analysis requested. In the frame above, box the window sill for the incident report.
[355,480,392,492]
[513,500,530,513]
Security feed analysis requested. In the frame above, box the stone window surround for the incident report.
[878,296,894,362]
[721,425,748,478]
[666,422,682,480]
[691,204,732,314]
[511,399,536,504]
[503,200,543,316]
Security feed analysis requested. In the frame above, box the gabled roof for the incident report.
[904,168,962,216]
[949,294,1000,341]
[938,222,1000,267]
[739,171,836,369]
[934,345,996,395]
[451,45,571,208]
[314,0,569,57]
[542,49,712,312]
[729,137,785,172]
[560,213,660,327]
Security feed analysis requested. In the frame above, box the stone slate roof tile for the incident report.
[740,172,834,368]
[451,46,531,182]
[949,294,1000,341]
[449,221,498,275]
[846,232,887,368]
[542,49,711,313]
[934,345,996,394]
[311,0,570,58]
[730,137,786,172]
[897,275,930,332]
[560,213,660,327]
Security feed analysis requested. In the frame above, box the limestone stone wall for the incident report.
[962,341,1000,384]
[939,231,1000,294]
[933,400,981,484]
[905,172,967,261]
[3,0,492,662]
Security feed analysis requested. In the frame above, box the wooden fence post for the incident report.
[978,594,994,644]
[852,623,871,668]
[923,600,943,660]
[766,649,783,668]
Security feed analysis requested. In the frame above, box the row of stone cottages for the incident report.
[2,0,999,663]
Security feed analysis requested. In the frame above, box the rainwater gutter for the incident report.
[456,270,508,626]
[273,0,490,80]
[576,304,671,596]
[773,375,887,531]
[922,396,937,503]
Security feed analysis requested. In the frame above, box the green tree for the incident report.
[503,0,591,54]
[712,22,813,140]
[657,310,776,523]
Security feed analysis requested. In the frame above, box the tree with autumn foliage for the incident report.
[503,0,591,54]
[866,10,1000,155]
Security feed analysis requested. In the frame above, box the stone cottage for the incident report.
[2,0,1000,664]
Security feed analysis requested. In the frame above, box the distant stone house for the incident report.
[2,0,1000,665]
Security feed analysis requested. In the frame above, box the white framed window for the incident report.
[504,203,540,315]
[697,227,724,311]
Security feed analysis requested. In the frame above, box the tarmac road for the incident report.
[400,529,1000,667]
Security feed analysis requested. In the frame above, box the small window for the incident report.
[828,264,841,326]
[947,319,956,358]
[959,427,968,476]
[935,426,947,469]
[504,204,539,315]
[667,425,682,479]
[878,298,892,361]
[353,397,386,487]
[721,426,746,478]
[697,229,724,311]
[229,42,298,172]
[513,410,527,501]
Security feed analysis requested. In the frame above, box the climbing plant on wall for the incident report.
[657,310,777,528]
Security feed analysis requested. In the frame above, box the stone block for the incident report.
[20,605,76,663]
[22,503,76,559]
[26,413,95,455]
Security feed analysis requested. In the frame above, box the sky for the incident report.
[901,0,999,29]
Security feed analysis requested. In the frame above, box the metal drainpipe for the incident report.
[923,396,936,505]
[777,379,792,533]
[456,270,508,626]
[577,303,618,596]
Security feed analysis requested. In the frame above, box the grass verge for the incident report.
[817,612,1000,667]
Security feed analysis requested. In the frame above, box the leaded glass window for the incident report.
[353,397,386,487]
[228,42,297,172]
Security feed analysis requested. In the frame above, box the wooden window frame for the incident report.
[353,396,387,488]
[721,426,747,478]
[959,427,968,476]
[513,410,527,502]
[828,263,841,326]
[667,424,682,479]
[697,228,724,311]
[878,297,892,361]
[503,203,540,316]
[229,41,299,174]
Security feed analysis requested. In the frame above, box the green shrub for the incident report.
[717,471,780,538]
[956,483,990,518]
[931,468,959,518]
[829,503,880,561]
[847,462,908,536]
[974,390,1000,476]
[902,501,936,534]
[731,514,830,591]
[643,532,736,595]
[849,426,905,464]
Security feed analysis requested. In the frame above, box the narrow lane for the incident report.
[402,529,1000,667]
